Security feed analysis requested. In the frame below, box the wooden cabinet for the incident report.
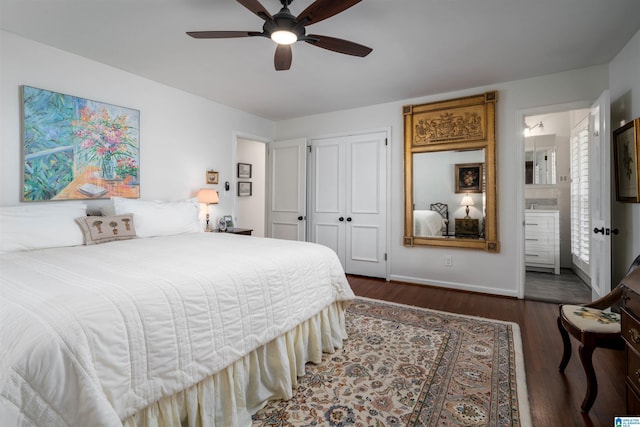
[455,218,479,238]
[524,210,559,275]
[623,277,640,413]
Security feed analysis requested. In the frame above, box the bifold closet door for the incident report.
[267,138,307,241]
[310,132,387,278]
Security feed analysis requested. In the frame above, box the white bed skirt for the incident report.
[123,300,349,427]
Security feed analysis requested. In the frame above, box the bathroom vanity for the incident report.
[525,209,560,275]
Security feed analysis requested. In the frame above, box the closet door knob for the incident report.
[297,216,304,221]
[346,217,352,222]
[593,227,604,234]
[339,217,344,222]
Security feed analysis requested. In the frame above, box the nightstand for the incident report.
[455,218,479,238]
[220,228,253,236]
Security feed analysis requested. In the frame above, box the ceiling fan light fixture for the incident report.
[271,30,297,45]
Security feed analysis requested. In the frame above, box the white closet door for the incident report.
[310,131,387,278]
[267,138,307,241]
[310,136,346,260]
[345,132,387,277]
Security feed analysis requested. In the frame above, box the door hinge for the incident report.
[308,145,312,153]
[385,138,388,146]
[384,253,387,261]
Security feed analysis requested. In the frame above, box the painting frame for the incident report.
[21,85,140,201]
[206,170,219,185]
[237,181,252,197]
[237,163,252,179]
[454,162,483,193]
[613,118,640,203]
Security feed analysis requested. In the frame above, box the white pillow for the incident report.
[112,197,201,238]
[0,202,87,254]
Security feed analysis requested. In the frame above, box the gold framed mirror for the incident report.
[403,91,499,252]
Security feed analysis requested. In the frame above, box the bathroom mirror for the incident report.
[525,135,556,185]
[403,92,499,252]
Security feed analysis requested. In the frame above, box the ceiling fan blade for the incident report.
[297,0,362,26]
[236,0,273,21]
[274,44,292,71]
[306,34,372,57]
[187,31,258,39]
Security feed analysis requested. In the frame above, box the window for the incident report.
[570,118,589,267]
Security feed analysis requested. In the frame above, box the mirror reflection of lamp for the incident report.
[197,188,219,232]
[460,194,475,219]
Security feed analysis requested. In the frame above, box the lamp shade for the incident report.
[197,188,219,204]
[460,195,475,206]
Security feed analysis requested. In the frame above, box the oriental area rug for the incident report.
[252,298,531,427]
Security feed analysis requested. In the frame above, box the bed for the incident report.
[413,203,449,237]
[0,199,354,427]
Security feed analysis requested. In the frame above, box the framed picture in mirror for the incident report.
[454,163,483,193]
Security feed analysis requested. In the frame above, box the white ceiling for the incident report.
[2,0,639,121]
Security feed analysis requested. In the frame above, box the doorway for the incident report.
[522,108,592,304]
[235,136,267,237]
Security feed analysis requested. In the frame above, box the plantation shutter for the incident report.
[570,119,589,264]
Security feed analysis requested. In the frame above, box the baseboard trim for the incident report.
[389,274,520,298]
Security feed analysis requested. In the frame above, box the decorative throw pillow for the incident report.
[112,197,201,238]
[76,214,137,245]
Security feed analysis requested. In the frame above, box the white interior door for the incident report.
[267,138,307,241]
[309,131,387,278]
[589,90,611,299]
[309,136,346,260]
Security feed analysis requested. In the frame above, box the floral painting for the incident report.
[22,86,140,201]
[454,162,483,193]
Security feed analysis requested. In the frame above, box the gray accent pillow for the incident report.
[76,214,137,245]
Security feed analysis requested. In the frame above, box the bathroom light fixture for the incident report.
[523,120,544,137]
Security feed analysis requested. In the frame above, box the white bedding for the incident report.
[413,209,446,236]
[0,233,354,426]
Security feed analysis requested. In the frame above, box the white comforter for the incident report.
[0,233,353,426]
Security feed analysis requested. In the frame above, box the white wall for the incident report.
[235,138,266,236]
[0,30,274,221]
[609,29,640,283]
[275,65,609,297]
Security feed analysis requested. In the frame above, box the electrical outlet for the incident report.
[444,255,453,267]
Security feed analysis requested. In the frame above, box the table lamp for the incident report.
[460,194,475,219]
[197,188,219,232]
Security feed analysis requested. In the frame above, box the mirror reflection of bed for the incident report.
[413,203,449,237]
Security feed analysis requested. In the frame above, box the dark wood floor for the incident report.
[347,275,627,427]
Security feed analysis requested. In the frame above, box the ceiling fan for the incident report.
[186,0,372,71]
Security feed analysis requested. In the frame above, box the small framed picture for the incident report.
[237,163,252,179]
[238,181,252,197]
[206,170,219,185]
[454,163,483,193]
[219,215,234,231]
[613,118,640,203]
[223,215,233,229]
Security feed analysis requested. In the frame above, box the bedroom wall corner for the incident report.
[0,30,275,213]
